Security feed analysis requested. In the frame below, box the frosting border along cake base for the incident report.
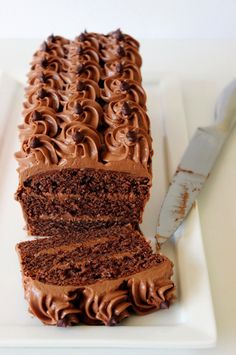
[23,262,174,326]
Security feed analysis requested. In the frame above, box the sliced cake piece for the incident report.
[15,30,152,237]
[16,226,175,326]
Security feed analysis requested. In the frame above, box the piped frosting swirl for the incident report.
[101,78,146,107]
[15,135,60,169]
[57,121,102,162]
[104,100,149,130]
[58,99,102,129]
[103,59,142,81]
[19,108,58,141]
[103,126,152,170]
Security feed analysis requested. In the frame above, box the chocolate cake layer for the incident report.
[16,226,174,326]
[26,218,134,237]
[15,30,153,237]
[18,169,150,197]
[18,193,143,219]
[18,225,138,252]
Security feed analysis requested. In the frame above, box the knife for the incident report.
[156,79,236,244]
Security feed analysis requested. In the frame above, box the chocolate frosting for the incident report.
[27,70,66,89]
[104,99,149,130]
[22,259,174,326]
[70,60,101,82]
[15,31,152,182]
[74,32,100,51]
[103,59,142,82]
[99,44,142,66]
[57,121,102,163]
[108,29,140,49]
[101,78,146,107]
[35,36,70,58]
[31,54,70,73]
[15,135,61,168]
[69,42,100,63]
[68,78,100,100]
[19,108,58,141]
[58,99,102,129]
[103,126,152,170]
[23,86,62,112]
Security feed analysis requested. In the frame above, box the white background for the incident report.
[0,0,236,39]
[0,1,236,354]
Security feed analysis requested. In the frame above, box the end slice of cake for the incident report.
[16,226,174,326]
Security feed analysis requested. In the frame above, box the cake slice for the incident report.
[16,226,174,326]
[15,30,152,237]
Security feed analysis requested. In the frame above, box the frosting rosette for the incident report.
[104,100,149,130]
[35,35,70,58]
[25,279,81,326]
[68,78,100,99]
[81,288,131,325]
[69,42,100,63]
[46,34,70,47]
[108,29,140,49]
[101,78,146,107]
[27,70,66,89]
[103,125,152,169]
[74,32,100,51]
[103,60,142,82]
[100,43,142,66]
[58,99,102,129]
[127,279,174,315]
[15,134,61,170]
[19,108,58,141]
[57,121,102,162]
[70,61,101,82]
[23,86,62,112]
[30,54,70,73]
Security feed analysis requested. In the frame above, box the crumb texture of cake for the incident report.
[17,226,175,326]
[15,30,153,236]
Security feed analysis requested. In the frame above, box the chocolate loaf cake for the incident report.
[16,226,174,326]
[15,30,152,236]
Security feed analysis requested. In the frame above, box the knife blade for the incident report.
[156,79,236,244]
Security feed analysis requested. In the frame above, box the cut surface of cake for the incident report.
[16,226,174,326]
[15,30,152,236]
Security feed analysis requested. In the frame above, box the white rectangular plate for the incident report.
[0,74,216,348]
